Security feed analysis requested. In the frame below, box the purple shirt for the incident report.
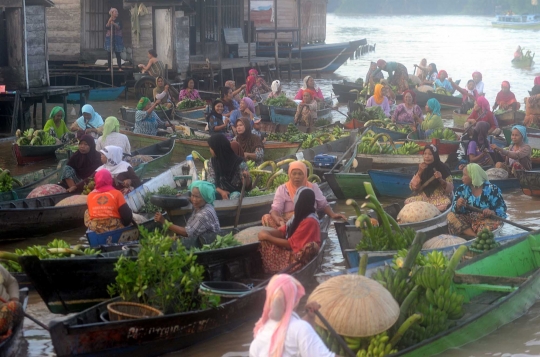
[271,183,328,214]
[366,96,391,117]
[392,104,423,125]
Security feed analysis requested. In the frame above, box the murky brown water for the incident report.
[2,12,540,356]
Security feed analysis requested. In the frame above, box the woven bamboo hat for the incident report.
[307,274,399,337]
[423,235,467,250]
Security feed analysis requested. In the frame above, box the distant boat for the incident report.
[492,14,540,29]
[67,86,125,102]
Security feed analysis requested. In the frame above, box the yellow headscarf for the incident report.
[373,84,384,104]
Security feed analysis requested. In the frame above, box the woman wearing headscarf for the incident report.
[466,97,500,135]
[447,163,507,238]
[97,145,141,193]
[531,76,540,96]
[134,97,168,136]
[234,116,264,164]
[392,90,423,125]
[206,100,230,134]
[261,161,346,229]
[84,169,133,234]
[366,83,391,117]
[294,76,324,102]
[246,69,271,101]
[43,106,69,139]
[377,59,409,93]
[415,58,428,80]
[105,8,123,72]
[62,134,102,192]
[220,86,239,118]
[250,274,334,357]
[258,188,321,274]
[267,80,284,99]
[365,61,384,94]
[230,97,257,127]
[405,144,453,212]
[152,76,173,109]
[230,141,245,157]
[225,80,245,101]
[70,104,104,138]
[294,90,318,132]
[178,77,201,101]
[433,70,454,93]
[154,181,221,242]
[421,98,444,136]
[207,134,252,200]
[96,116,131,154]
[472,71,485,96]
[493,81,520,111]
[463,121,495,167]
[491,125,532,176]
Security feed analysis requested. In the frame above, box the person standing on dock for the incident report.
[105,8,123,72]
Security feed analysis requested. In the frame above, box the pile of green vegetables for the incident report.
[140,185,183,213]
[16,128,57,146]
[0,168,22,193]
[263,94,297,108]
[365,119,413,134]
[532,148,540,158]
[470,228,499,252]
[196,232,241,251]
[177,99,206,110]
[347,182,416,251]
[266,124,349,149]
[107,223,220,313]
[0,239,100,272]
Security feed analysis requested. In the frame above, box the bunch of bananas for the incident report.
[357,332,397,357]
[424,250,448,268]
[532,148,540,158]
[315,326,348,356]
[371,266,414,304]
[434,88,451,96]
[428,128,458,141]
[413,266,451,291]
[391,249,427,270]
[394,142,420,155]
[425,286,464,319]
[16,128,57,146]
[358,141,394,155]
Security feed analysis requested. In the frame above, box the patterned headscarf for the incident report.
[49,106,65,121]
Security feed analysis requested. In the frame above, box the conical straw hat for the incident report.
[307,274,399,337]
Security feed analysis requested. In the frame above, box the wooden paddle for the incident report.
[312,310,356,357]
[464,204,533,232]
[157,104,177,133]
[327,138,361,175]
[409,168,437,196]
[233,177,247,229]
[0,296,49,331]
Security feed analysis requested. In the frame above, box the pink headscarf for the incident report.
[472,71,482,81]
[438,70,448,79]
[94,169,116,193]
[253,274,305,357]
[535,76,540,86]
[475,96,491,113]
[501,81,510,88]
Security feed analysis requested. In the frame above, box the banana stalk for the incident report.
[203,160,209,173]
[257,160,277,173]
[0,251,20,262]
[355,214,373,229]
[307,174,321,183]
[11,176,23,187]
[191,151,206,162]
[276,158,295,167]
[47,248,84,255]
[364,120,386,128]
[362,195,392,238]
[358,253,368,276]
[389,313,423,348]
[301,160,314,177]
[346,199,362,218]
[401,232,426,274]
[266,169,284,190]
[397,286,419,327]
[444,245,468,277]
[368,133,395,149]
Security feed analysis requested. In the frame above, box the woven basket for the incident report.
[107,302,163,321]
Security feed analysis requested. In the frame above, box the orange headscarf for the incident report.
[285,161,313,201]
[373,84,384,104]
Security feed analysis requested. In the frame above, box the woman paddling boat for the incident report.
[493,81,520,112]
[134,97,170,136]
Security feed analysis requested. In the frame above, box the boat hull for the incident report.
[269,106,332,126]
[13,143,64,165]
[67,86,125,102]
[0,289,28,356]
[516,170,540,197]
[406,132,460,155]
[357,154,448,170]
[413,89,462,108]
[332,82,364,103]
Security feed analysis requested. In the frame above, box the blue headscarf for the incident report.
[511,125,528,144]
[76,104,104,130]
[189,180,216,205]
[427,98,441,116]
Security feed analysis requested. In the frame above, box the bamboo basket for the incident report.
[107,302,163,321]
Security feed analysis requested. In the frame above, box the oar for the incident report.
[0,296,49,331]
[233,177,247,229]
[464,204,533,232]
[327,138,361,175]
[158,105,177,133]
[331,107,350,120]
[311,310,356,357]
[409,169,437,196]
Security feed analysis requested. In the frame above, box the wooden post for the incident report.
[41,95,46,129]
[217,0,222,88]
[273,0,278,75]
[297,0,302,79]
[247,0,251,63]
[110,14,114,87]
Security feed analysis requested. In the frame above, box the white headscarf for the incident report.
[302,75,319,92]
[97,145,131,177]
[271,80,281,94]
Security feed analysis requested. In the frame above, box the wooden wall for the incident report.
[130,5,154,69]
[26,6,48,87]
[46,0,81,61]
[0,7,24,89]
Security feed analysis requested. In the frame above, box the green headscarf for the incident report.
[137,97,151,110]
[189,180,216,205]
[466,163,489,188]
[49,106,65,121]
[102,116,120,140]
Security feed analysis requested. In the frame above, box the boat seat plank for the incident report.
[454,283,518,293]
[453,273,527,286]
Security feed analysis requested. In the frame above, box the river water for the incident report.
[3,13,540,357]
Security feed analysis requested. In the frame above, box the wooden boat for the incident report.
[511,56,535,68]
[46,217,330,356]
[269,105,333,126]
[332,81,364,103]
[502,125,540,149]
[451,175,519,191]
[12,142,64,165]
[495,110,526,127]
[129,137,175,177]
[67,86,126,102]
[516,170,540,197]
[452,109,468,128]
[368,126,408,141]
[0,160,66,202]
[492,14,540,29]
[0,288,29,356]
[413,89,462,109]
[356,154,448,170]
[120,106,174,127]
[406,132,460,155]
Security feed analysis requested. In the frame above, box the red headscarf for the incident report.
[246,69,258,95]
[402,89,416,104]
[495,81,517,108]
[472,71,482,81]
[438,70,448,79]
[377,59,387,68]
[302,89,316,102]
[475,96,491,113]
[535,76,540,86]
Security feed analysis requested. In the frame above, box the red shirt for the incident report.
[279,217,321,253]
[467,110,498,131]
[87,190,126,220]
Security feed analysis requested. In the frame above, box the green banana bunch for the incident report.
[425,286,464,318]
[394,142,420,155]
[532,149,540,158]
[414,266,451,291]
[355,331,396,357]
[391,249,427,270]
[371,266,413,304]
[425,250,448,269]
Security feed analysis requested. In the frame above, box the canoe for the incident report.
[47,223,329,356]
[413,89,462,109]
[452,109,468,128]
[0,159,67,202]
[515,170,540,197]
[406,132,460,155]
[332,82,364,103]
[120,107,174,127]
[67,86,125,102]
[129,137,175,177]
[502,125,540,149]
[269,106,333,126]
[0,288,29,356]
[494,110,526,127]
[512,56,535,68]
[12,143,64,165]
[357,154,448,170]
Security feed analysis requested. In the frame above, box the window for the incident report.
[82,0,108,50]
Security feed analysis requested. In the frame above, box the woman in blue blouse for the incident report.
[134,97,168,136]
[447,163,507,238]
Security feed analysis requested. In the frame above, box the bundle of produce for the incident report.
[358,134,420,155]
[82,178,95,195]
[55,195,88,206]
[428,128,458,141]
[532,148,540,158]
[139,185,182,213]
[176,99,206,110]
[15,128,57,146]
[266,124,349,149]
[434,88,452,96]
[364,119,412,134]
[470,227,499,252]
[0,168,22,193]
[347,182,416,252]
[195,232,241,251]
[394,142,421,155]
[0,239,100,272]
[263,93,297,108]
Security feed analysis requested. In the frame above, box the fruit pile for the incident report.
[428,128,458,141]
[394,142,421,155]
[263,93,297,108]
[266,125,349,149]
[470,227,499,252]
[358,133,420,155]
[16,128,57,146]
[316,327,398,357]
[0,168,22,193]
[434,88,452,96]
[176,99,206,110]
[82,179,95,195]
